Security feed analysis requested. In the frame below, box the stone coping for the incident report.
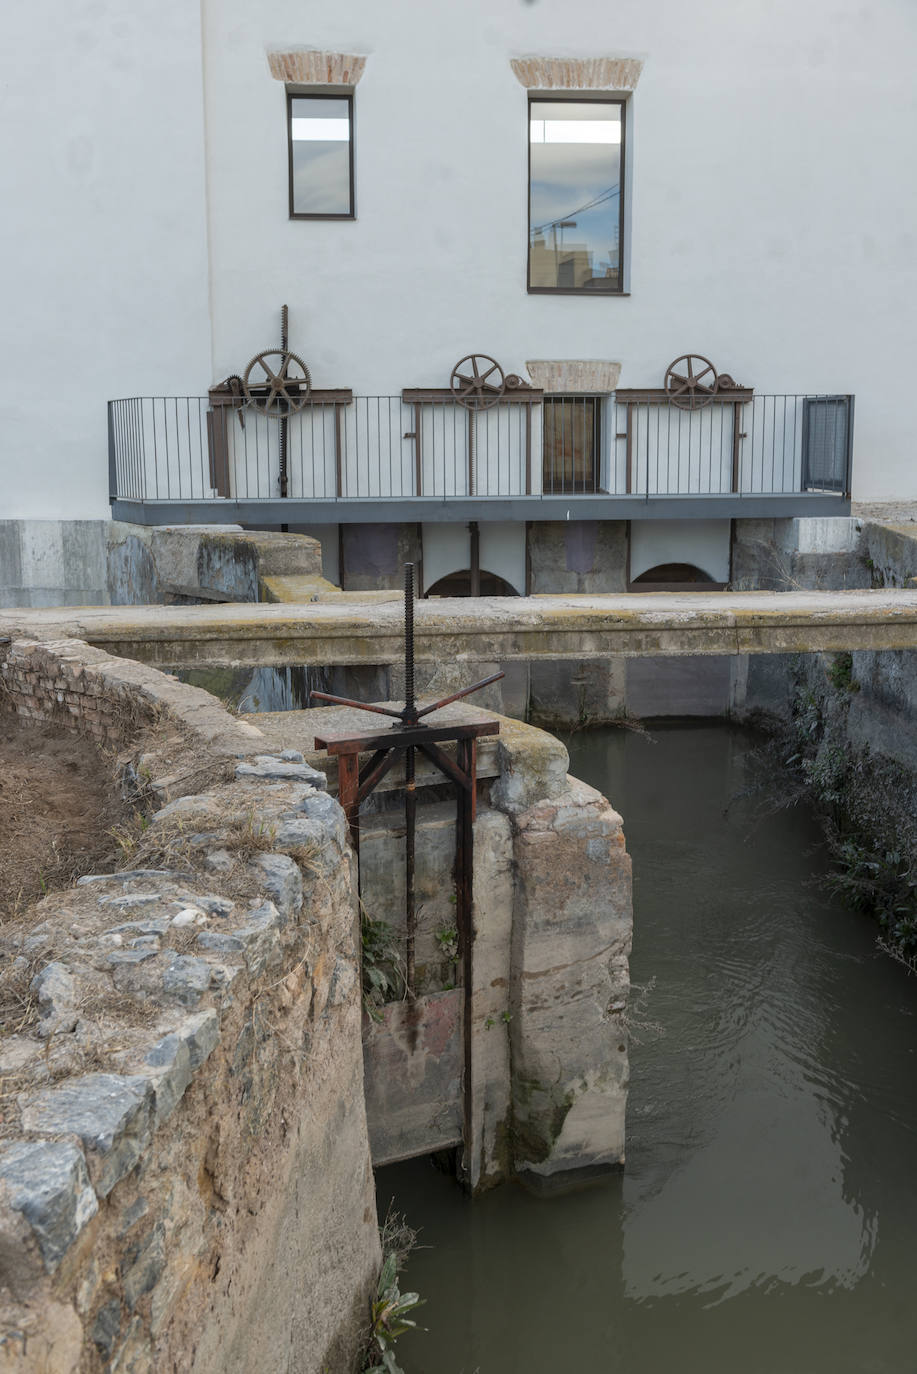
[3,588,917,668]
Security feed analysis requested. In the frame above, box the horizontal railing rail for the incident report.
[108,392,854,506]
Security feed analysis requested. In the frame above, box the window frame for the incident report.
[287,89,355,221]
[526,94,627,297]
[542,394,603,494]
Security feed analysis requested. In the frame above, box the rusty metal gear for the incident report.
[664,354,718,410]
[450,354,506,411]
[242,349,312,418]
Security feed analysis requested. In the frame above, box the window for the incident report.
[287,92,354,219]
[542,397,602,493]
[528,98,625,294]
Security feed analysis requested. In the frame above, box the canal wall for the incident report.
[0,636,633,1365]
[254,704,633,1192]
[0,639,379,1374]
[730,521,917,959]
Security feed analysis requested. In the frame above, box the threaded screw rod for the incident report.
[404,562,416,723]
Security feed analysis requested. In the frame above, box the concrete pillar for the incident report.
[507,778,632,1187]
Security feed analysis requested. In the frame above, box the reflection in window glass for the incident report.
[529,100,623,292]
[289,94,353,217]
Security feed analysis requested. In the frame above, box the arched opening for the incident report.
[425,569,520,597]
[629,562,724,591]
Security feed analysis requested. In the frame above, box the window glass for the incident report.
[289,95,353,217]
[543,397,601,493]
[529,100,623,292]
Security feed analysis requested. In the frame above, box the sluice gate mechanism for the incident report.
[310,563,503,1181]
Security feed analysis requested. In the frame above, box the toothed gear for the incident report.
[242,349,312,418]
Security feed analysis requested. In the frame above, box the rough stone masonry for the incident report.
[0,638,379,1373]
[0,635,633,1370]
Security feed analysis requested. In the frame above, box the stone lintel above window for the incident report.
[511,57,643,91]
[267,50,367,86]
[525,361,622,394]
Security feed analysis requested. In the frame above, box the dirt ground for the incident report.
[0,715,126,922]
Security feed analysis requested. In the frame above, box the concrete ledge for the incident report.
[3,589,917,668]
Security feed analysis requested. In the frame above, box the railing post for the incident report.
[845,394,855,499]
[334,403,343,499]
[107,401,117,502]
[625,402,633,494]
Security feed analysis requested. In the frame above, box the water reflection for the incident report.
[378,725,917,1374]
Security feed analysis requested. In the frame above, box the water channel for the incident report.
[377,723,917,1374]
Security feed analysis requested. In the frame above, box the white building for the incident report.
[2,0,915,604]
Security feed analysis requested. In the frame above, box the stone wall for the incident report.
[339,523,422,593]
[107,524,324,606]
[0,639,379,1373]
[0,520,110,610]
[277,705,633,1193]
[0,520,327,612]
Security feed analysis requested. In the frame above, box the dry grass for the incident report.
[0,716,129,924]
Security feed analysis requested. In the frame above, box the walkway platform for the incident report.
[3,589,917,667]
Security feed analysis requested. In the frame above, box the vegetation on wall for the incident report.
[362,1206,424,1374]
[765,653,917,965]
[361,906,405,1020]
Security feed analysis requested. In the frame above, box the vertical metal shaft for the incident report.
[469,521,480,597]
[279,304,289,502]
[405,744,416,995]
[403,559,417,995]
[404,562,416,723]
[456,735,475,1186]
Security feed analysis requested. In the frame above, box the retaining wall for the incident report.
[0,639,378,1374]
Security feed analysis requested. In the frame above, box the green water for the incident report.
[377,724,917,1374]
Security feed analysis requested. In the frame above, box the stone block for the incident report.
[162,955,211,1008]
[107,948,159,967]
[20,1075,154,1198]
[30,961,79,1038]
[528,520,627,593]
[489,714,569,812]
[233,902,283,977]
[143,1010,219,1130]
[235,755,328,787]
[249,853,303,921]
[0,1141,98,1271]
[510,779,632,1183]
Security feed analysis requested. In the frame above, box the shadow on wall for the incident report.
[629,562,723,591]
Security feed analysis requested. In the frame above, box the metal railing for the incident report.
[109,392,853,505]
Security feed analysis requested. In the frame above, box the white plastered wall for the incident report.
[3,0,917,524]
[422,522,526,594]
[200,0,917,504]
[0,0,213,520]
[629,519,731,582]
